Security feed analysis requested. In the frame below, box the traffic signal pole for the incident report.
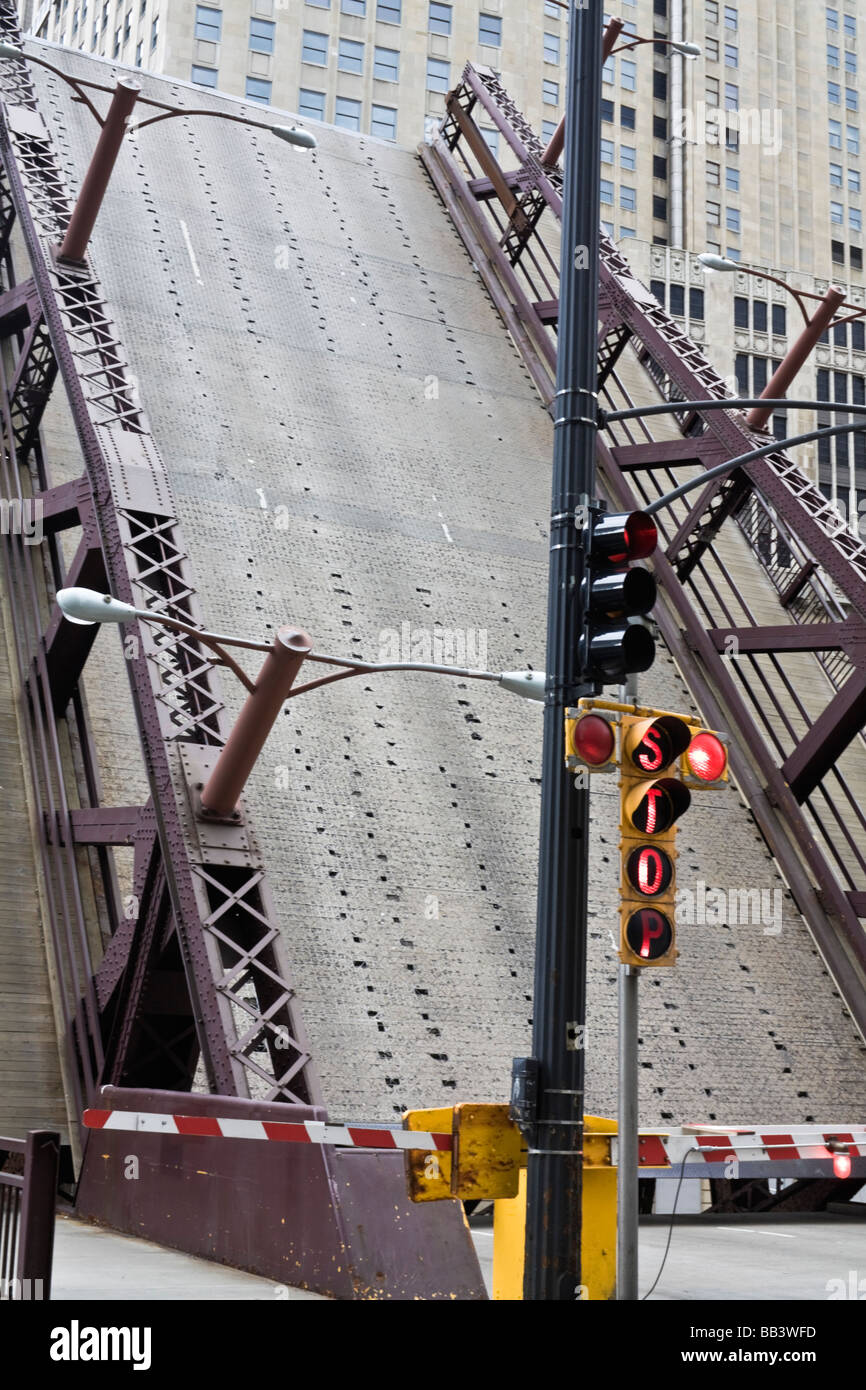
[522,0,604,1301]
[617,672,640,1302]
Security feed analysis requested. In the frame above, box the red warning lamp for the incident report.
[623,907,674,962]
[625,844,673,898]
[571,713,615,767]
[686,731,728,784]
[828,1141,853,1179]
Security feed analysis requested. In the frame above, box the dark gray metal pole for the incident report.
[616,965,639,1298]
[523,0,604,1301]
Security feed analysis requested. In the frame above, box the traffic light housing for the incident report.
[580,507,658,688]
[619,714,692,967]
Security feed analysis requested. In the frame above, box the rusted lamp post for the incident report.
[698,253,858,431]
[56,586,546,819]
[0,41,316,265]
[540,14,700,168]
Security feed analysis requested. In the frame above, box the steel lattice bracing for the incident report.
[0,2,319,1131]
[422,63,866,1037]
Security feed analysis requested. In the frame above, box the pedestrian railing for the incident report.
[0,1130,60,1300]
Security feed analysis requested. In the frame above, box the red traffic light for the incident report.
[623,715,692,775]
[625,845,673,898]
[624,777,691,835]
[686,731,728,783]
[591,510,658,565]
[624,908,673,961]
[571,713,615,766]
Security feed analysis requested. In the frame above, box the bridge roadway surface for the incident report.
[51,1214,866,1300]
[1,40,864,1140]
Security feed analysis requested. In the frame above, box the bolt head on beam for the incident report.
[271,124,317,150]
[57,586,140,625]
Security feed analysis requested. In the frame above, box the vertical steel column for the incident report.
[616,966,639,1299]
[523,0,604,1301]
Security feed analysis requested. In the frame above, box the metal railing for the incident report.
[0,1130,60,1300]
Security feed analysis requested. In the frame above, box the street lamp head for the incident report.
[0,41,24,60]
[498,670,546,702]
[698,252,739,273]
[672,41,701,58]
[57,586,140,625]
[271,124,317,150]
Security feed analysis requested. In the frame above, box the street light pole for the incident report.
[57,78,141,264]
[746,287,845,431]
[522,0,604,1302]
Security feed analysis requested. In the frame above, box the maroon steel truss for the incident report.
[421,63,866,1036]
[0,6,320,1135]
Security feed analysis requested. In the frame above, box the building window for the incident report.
[600,137,614,164]
[191,63,217,86]
[427,58,450,93]
[753,300,767,332]
[753,357,768,393]
[834,323,848,347]
[654,115,667,139]
[123,9,130,41]
[828,42,840,66]
[480,127,498,156]
[150,16,157,48]
[830,118,843,147]
[650,280,666,306]
[831,200,845,223]
[706,200,721,226]
[621,59,636,90]
[726,166,740,190]
[706,1,718,22]
[620,185,636,210]
[690,288,705,320]
[621,105,635,130]
[620,226,636,238]
[851,207,862,231]
[653,154,667,179]
[299,87,326,120]
[542,119,558,141]
[601,98,614,122]
[543,78,559,105]
[245,76,272,103]
[846,51,857,75]
[194,4,220,41]
[620,144,636,170]
[724,4,737,27]
[772,303,786,336]
[829,81,841,104]
[428,2,451,35]
[852,246,864,271]
[724,43,737,66]
[335,95,362,128]
[844,13,856,37]
[705,36,719,61]
[707,160,720,185]
[653,194,667,220]
[827,6,839,29]
[848,125,860,155]
[377,0,400,19]
[848,89,859,112]
[479,13,501,46]
[307,0,331,5]
[302,29,327,63]
[851,169,862,192]
[734,296,749,328]
[341,0,365,12]
[669,283,685,316]
[653,70,667,100]
[831,161,844,186]
[600,179,614,205]
[602,57,615,85]
[544,0,559,14]
[374,46,399,81]
[735,354,749,394]
[371,104,397,140]
[853,318,865,347]
[113,25,120,55]
[544,31,560,64]
[135,39,142,63]
[832,238,846,263]
[250,18,274,52]
[338,37,363,72]
[725,82,738,110]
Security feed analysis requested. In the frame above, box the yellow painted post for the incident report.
[492,1115,617,1300]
